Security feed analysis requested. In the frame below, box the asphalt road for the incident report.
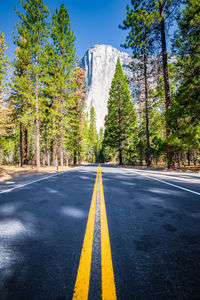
[0,165,200,300]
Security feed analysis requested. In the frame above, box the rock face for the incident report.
[80,44,136,132]
[80,44,176,132]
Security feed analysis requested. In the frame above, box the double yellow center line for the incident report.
[73,165,117,300]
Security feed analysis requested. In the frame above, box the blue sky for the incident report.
[0,0,133,61]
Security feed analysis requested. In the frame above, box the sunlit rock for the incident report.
[80,44,137,132]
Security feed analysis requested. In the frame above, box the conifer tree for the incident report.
[81,112,90,162]
[89,106,97,162]
[173,0,200,125]
[171,0,200,165]
[0,31,9,90]
[66,67,86,165]
[96,127,104,162]
[51,4,76,166]
[120,2,155,166]
[151,0,182,167]
[12,38,32,166]
[0,31,9,132]
[104,58,137,165]
[15,0,49,168]
[0,31,13,155]
[121,0,182,167]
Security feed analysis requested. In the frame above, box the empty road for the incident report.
[0,165,200,300]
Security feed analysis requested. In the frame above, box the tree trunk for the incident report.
[78,140,81,165]
[119,149,123,165]
[66,150,69,166]
[193,151,197,166]
[159,1,172,168]
[46,140,50,167]
[74,149,77,166]
[187,149,191,166]
[19,122,23,167]
[35,57,40,169]
[178,153,180,168]
[181,153,185,167]
[59,96,64,167]
[144,52,151,167]
[53,137,57,167]
[23,125,28,164]
[59,133,63,166]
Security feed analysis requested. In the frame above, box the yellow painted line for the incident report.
[100,166,117,300]
[73,165,100,300]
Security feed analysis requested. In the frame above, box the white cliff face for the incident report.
[80,44,176,132]
[80,44,135,132]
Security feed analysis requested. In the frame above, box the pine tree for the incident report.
[104,58,137,165]
[0,31,13,158]
[121,0,182,167]
[81,112,90,162]
[120,2,155,166]
[15,0,49,168]
[173,0,200,126]
[151,0,182,167]
[12,38,32,166]
[96,127,104,162]
[51,4,76,166]
[41,43,61,166]
[171,0,200,166]
[66,67,86,165]
[89,106,97,162]
[0,31,9,135]
[0,31,9,91]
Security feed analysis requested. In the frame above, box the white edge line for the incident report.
[0,167,78,194]
[131,170,200,196]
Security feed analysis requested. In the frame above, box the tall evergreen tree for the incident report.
[0,31,10,135]
[151,0,182,167]
[120,2,155,166]
[66,67,86,165]
[96,127,104,162]
[81,111,91,162]
[51,4,76,166]
[89,106,97,162]
[12,38,32,166]
[170,0,200,166]
[173,0,200,125]
[104,58,137,165]
[121,0,182,167]
[0,31,13,158]
[14,0,49,168]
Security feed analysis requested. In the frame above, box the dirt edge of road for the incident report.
[0,165,72,183]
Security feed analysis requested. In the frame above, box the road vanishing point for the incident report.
[0,164,200,300]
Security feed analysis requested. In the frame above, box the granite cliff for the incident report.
[80,44,139,131]
[80,44,164,131]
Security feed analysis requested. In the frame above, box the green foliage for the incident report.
[0,31,14,162]
[104,58,137,164]
[0,1,199,168]
[96,127,104,162]
[88,106,97,162]
[119,0,155,55]
[81,112,90,161]
[0,2,92,167]
[173,0,200,126]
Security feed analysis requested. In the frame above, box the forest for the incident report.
[0,1,98,168]
[103,0,200,169]
[0,0,199,169]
